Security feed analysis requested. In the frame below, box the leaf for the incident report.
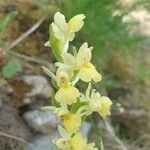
[41,106,56,112]
[0,11,17,34]
[58,125,71,138]
[70,99,88,113]
[51,91,60,107]
[42,66,56,80]
[100,137,105,150]
[2,62,21,78]
[49,25,63,62]
[72,46,77,56]
[137,69,150,80]
[51,78,59,89]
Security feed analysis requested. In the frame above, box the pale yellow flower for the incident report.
[55,86,79,105]
[55,126,98,150]
[76,43,102,82]
[89,91,112,117]
[55,139,71,150]
[85,143,98,150]
[62,42,102,82]
[89,93,112,117]
[55,127,72,150]
[55,70,79,105]
[52,12,85,52]
[78,84,112,117]
[89,91,102,112]
[70,132,87,150]
[63,113,81,133]
[42,66,79,105]
[98,96,112,116]
[70,132,98,150]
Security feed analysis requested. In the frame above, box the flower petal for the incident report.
[91,91,101,100]
[58,125,71,138]
[56,69,70,87]
[55,86,79,105]
[92,68,102,82]
[63,113,81,133]
[54,12,68,31]
[78,67,93,82]
[68,14,85,32]
[70,133,86,150]
[42,66,56,80]
[98,96,112,117]
[86,82,91,99]
[52,23,65,41]
[76,43,92,66]
[55,138,71,150]
[68,32,75,41]
[63,53,76,67]
[78,63,101,82]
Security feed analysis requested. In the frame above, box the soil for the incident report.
[0,85,31,150]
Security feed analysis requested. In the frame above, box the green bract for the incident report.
[49,25,63,62]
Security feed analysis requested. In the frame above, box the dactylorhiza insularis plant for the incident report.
[42,12,112,150]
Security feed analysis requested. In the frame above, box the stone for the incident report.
[24,134,59,150]
[80,122,92,137]
[23,110,59,134]
[22,75,51,99]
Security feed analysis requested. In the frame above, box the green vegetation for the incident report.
[0,11,17,39]
[2,61,21,78]
[0,11,20,84]
[60,0,150,91]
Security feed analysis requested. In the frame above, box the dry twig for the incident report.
[9,50,52,68]
[0,131,36,150]
[9,16,47,49]
[5,14,53,68]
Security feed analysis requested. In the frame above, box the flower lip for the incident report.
[56,70,71,88]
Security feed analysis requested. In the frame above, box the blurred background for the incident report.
[0,0,150,150]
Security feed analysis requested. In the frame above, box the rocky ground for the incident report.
[0,76,92,150]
